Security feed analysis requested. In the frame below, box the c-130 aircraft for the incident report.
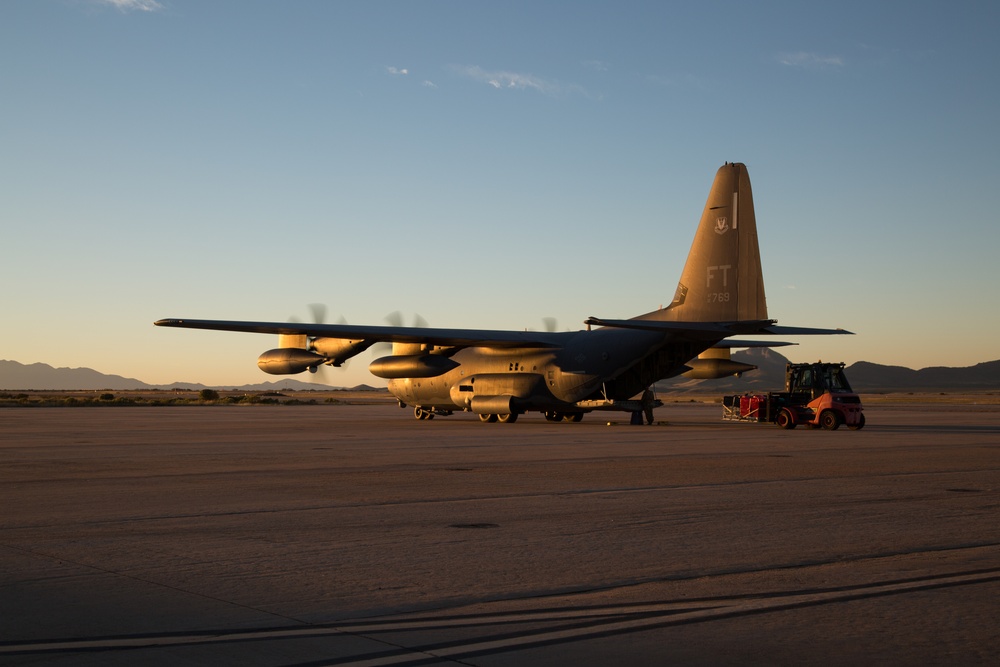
[156,163,850,424]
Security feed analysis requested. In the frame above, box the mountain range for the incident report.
[2,353,998,393]
[0,360,371,392]
[656,348,1000,393]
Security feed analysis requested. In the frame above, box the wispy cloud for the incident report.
[450,65,587,97]
[452,65,549,92]
[777,52,845,68]
[98,0,164,11]
[386,66,409,76]
[422,80,438,89]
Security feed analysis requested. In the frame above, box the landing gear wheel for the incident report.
[820,410,840,430]
[414,407,434,420]
[544,412,561,422]
[776,409,797,430]
[848,413,866,430]
[564,413,583,423]
[497,413,518,423]
[479,413,498,423]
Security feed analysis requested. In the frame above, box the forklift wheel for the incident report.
[848,414,866,430]
[776,409,796,429]
[820,410,841,431]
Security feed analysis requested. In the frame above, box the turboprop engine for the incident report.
[681,357,757,379]
[258,337,373,375]
[681,348,757,379]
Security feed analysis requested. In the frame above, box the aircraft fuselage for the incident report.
[385,328,715,415]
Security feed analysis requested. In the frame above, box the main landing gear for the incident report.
[410,406,587,423]
[412,406,519,422]
[479,412,518,423]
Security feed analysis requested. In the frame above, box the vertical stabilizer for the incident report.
[639,162,767,323]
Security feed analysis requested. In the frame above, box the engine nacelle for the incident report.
[369,354,459,379]
[311,337,371,365]
[681,358,757,380]
[257,348,326,375]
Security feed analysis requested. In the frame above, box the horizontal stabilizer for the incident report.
[585,317,735,335]
[586,317,853,338]
[759,325,854,336]
[714,340,796,348]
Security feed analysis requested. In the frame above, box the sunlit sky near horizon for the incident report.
[3,0,999,388]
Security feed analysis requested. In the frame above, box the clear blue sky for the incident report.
[3,0,999,387]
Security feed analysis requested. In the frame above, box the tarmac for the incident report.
[1,400,998,665]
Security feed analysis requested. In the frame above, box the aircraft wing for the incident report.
[154,318,565,349]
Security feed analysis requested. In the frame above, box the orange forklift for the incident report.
[722,362,865,430]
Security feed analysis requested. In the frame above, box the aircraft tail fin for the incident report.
[639,162,767,323]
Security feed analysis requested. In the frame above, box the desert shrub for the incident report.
[99,393,115,401]
[199,389,220,401]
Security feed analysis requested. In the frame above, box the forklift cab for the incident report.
[785,363,853,400]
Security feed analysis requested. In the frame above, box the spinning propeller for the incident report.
[287,303,351,382]
[371,311,429,357]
